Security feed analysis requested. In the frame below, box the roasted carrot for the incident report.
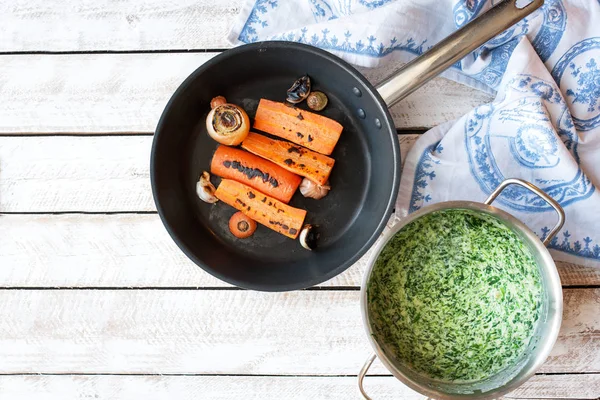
[242,132,334,186]
[210,145,302,204]
[253,98,343,155]
[229,212,257,239]
[215,179,306,239]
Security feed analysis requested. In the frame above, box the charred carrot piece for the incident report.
[229,211,257,239]
[211,145,301,204]
[242,132,334,186]
[253,98,343,155]
[215,179,306,239]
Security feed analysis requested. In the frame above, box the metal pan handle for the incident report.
[484,178,565,246]
[358,354,377,400]
[376,0,544,106]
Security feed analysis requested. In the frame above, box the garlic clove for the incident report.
[196,171,219,204]
[286,75,311,104]
[299,178,331,200]
[299,224,319,251]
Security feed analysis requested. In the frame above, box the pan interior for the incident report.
[151,42,399,290]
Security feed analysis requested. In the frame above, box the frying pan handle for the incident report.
[484,178,565,246]
[376,0,544,106]
[358,354,377,400]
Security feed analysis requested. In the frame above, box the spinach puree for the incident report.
[368,209,542,382]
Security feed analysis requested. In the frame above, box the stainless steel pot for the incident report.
[358,178,565,400]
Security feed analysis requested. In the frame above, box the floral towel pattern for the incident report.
[230,0,600,266]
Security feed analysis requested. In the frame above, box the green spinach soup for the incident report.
[367,209,542,382]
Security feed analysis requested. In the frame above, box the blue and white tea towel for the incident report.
[229,0,600,267]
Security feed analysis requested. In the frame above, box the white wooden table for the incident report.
[1,1,599,399]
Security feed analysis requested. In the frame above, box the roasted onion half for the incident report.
[206,96,250,146]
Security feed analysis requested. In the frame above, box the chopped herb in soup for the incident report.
[367,209,542,382]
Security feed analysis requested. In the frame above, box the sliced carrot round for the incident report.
[229,211,257,239]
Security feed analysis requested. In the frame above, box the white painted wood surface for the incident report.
[0,0,237,51]
[0,133,595,287]
[0,135,414,212]
[0,136,154,212]
[0,133,596,288]
[0,54,492,133]
[0,1,597,399]
[0,213,380,288]
[1,213,597,287]
[1,374,598,400]
[0,290,597,375]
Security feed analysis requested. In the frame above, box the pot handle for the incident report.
[376,0,543,107]
[484,178,565,246]
[358,354,377,400]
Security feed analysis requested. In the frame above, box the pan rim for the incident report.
[150,41,401,291]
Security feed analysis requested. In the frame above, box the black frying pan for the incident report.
[150,0,542,291]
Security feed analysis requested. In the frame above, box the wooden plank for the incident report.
[0,54,492,133]
[0,213,597,287]
[0,136,154,212]
[0,375,424,400]
[0,135,416,213]
[544,288,600,374]
[0,0,237,51]
[558,264,600,286]
[0,53,214,134]
[503,374,600,399]
[0,213,384,288]
[0,374,598,400]
[0,289,596,374]
[0,134,596,287]
[355,62,493,130]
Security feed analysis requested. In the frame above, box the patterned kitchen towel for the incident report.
[228,0,570,93]
[229,0,600,267]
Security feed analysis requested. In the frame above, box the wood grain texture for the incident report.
[355,62,493,130]
[0,213,386,288]
[0,53,213,134]
[0,134,595,286]
[0,1,593,397]
[503,374,600,399]
[0,136,154,212]
[0,289,597,374]
[0,135,415,212]
[0,213,597,287]
[0,374,598,400]
[0,0,238,51]
[0,54,492,133]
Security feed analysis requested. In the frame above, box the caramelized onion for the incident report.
[206,96,250,146]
